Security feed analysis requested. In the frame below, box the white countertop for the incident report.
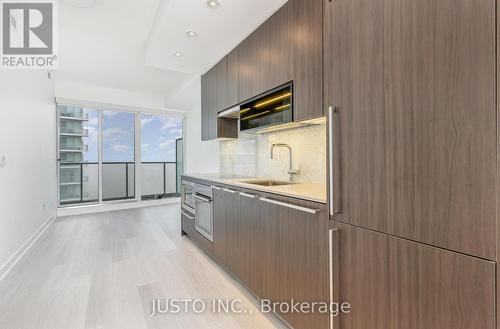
[182,173,327,204]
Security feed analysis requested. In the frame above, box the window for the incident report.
[58,106,99,205]
[102,111,136,201]
[57,105,184,207]
[140,115,183,200]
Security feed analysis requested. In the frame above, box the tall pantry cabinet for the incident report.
[324,0,497,328]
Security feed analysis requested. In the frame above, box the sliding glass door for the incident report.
[58,106,99,205]
[102,111,136,201]
[140,115,183,200]
[57,104,184,207]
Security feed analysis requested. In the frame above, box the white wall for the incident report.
[54,80,166,110]
[165,76,220,174]
[0,71,57,275]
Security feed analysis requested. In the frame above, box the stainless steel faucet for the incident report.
[270,143,299,181]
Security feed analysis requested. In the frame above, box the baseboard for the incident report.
[57,198,181,217]
[0,212,57,282]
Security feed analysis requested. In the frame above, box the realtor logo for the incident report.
[1,0,57,69]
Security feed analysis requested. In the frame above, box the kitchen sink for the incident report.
[243,180,296,187]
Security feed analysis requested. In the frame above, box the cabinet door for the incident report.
[200,73,210,141]
[325,0,496,259]
[215,57,227,111]
[332,222,495,329]
[238,22,270,103]
[236,190,262,296]
[287,0,322,121]
[212,187,226,264]
[259,194,328,329]
[201,67,217,140]
[222,188,241,273]
[227,50,239,107]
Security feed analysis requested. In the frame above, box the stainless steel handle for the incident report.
[239,192,256,199]
[328,105,342,216]
[194,194,211,203]
[181,210,194,220]
[259,197,321,214]
[223,188,237,194]
[329,228,340,329]
[328,106,334,216]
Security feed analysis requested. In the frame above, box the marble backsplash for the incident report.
[220,123,326,183]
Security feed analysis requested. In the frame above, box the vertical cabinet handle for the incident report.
[328,106,342,216]
[329,228,340,329]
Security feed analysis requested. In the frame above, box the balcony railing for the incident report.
[60,144,88,152]
[60,127,89,136]
[59,161,180,205]
[59,111,89,121]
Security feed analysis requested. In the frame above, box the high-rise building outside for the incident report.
[58,106,89,204]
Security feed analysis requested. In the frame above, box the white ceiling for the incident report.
[55,0,287,98]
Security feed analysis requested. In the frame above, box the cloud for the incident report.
[158,140,175,150]
[103,127,126,140]
[87,117,98,126]
[111,144,130,153]
[86,126,98,143]
[141,117,153,128]
[103,111,119,118]
[160,118,182,131]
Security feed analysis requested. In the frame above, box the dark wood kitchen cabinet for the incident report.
[221,187,240,274]
[200,67,216,141]
[232,190,262,296]
[332,222,495,329]
[215,57,227,111]
[201,60,238,141]
[324,0,496,259]
[212,187,226,264]
[267,0,322,121]
[238,0,323,119]
[201,0,323,139]
[226,48,239,107]
[238,22,270,103]
[259,193,329,329]
[208,183,329,329]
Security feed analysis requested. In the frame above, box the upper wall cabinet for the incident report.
[202,0,324,140]
[226,48,239,108]
[201,58,238,141]
[201,67,216,140]
[267,0,323,121]
[239,0,323,120]
[238,22,270,103]
[324,0,496,259]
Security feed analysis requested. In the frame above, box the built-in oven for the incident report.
[194,183,213,242]
[181,179,195,213]
[239,82,293,132]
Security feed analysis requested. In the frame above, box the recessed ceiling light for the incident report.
[207,0,221,9]
[173,52,183,57]
[185,30,198,37]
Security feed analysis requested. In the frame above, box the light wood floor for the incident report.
[0,204,287,329]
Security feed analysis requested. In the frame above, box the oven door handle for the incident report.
[194,194,211,203]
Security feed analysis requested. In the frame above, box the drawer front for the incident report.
[331,222,496,329]
[181,210,195,237]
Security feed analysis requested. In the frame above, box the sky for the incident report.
[82,110,183,163]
